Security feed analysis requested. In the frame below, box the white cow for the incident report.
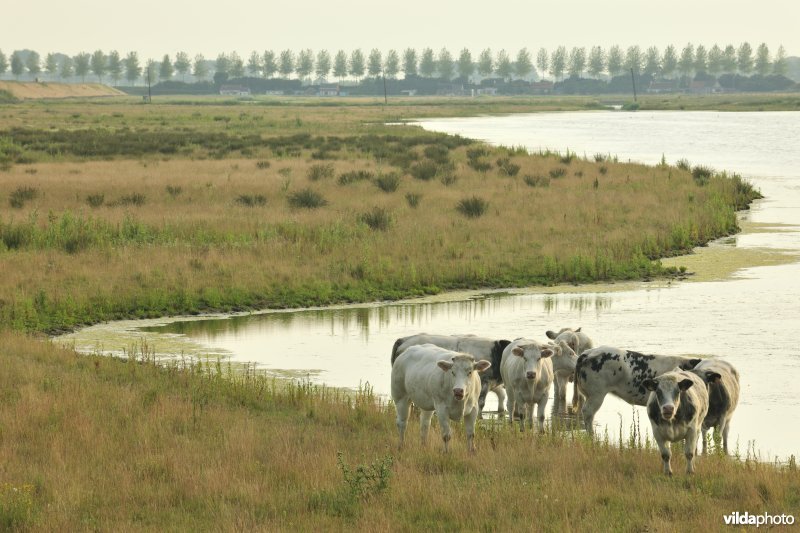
[391,333,510,416]
[500,339,554,432]
[690,359,740,454]
[574,346,701,435]
[547,340,578,414]
[391,344,491,452]
[644,370,709,475]
[545,327,593,412]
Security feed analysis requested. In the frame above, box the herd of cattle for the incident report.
[389,328,741,475]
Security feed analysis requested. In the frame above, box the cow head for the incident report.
[512,343,553,381]
[554,340,578,372]
[679,358,702,371]
[438,354,491,401]
[644,373,695,421]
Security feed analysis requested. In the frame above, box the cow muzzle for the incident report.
[661,405,675,420]
[453,388,465,400]
[526,371,536,381]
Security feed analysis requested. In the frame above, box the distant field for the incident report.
[0,81,124,100]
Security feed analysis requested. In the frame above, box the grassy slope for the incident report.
[0,81,124,100]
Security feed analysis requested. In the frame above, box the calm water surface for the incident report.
[64,111,800,460]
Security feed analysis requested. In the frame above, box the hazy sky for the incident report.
[3,0,798,60]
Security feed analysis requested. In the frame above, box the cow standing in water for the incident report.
[500,339,554,432]
[644,370,709,475]
[545,327,593,412]
[574,346,701,435]
[690,358,740,454]
[391,344,491,452]
[391,333,510,417]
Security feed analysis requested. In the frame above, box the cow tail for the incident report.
[574,353,588,396]
[390,338,405,366]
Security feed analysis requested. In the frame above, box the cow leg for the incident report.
[435,404,452,452]
[571,380,583,415]
[720,417,731,455]
[655,435,672,476]
[477,379,490,419]
[506,389,516,425]
[537,395,549,433]
[465,407,479,453]
[395,397,411,450]
[524,402,534,432]
[685,427,699,474]
[419,409,434,446]
[493,384,507,415]
[580,392,606,436]
[701,425,709,455]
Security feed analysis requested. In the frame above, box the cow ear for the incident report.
[475,360,491,373]
[545,330,557,340]
[706,371,722,384]
[540,348,553,358]
[678,379,694,391]
[680,358,702,370]
[643,379,658,391]
[575,327,582,332]
[437,360,453,372]
[512,347,525,357]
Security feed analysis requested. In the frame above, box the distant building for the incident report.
[647,80,679,94]
[530,81,554,94]
[475,87,498,96]
[219,85,251,96]
[400,89,417,96]
[317,84,340,96]
[688,80,720,94]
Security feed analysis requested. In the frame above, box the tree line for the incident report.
[0,43,791,86]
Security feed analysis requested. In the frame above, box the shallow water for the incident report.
[61,111,800,460]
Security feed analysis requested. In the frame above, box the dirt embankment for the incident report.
[0,80,124,100]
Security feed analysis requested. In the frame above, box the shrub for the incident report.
[676,158,691,171]
[405,192,421,208]
[256,160,271,169]
[166,185,183,198]
[594,153,606,162]
[456,196,489,218]
[118,193,146,206]
[288,188,327,209]
[409,161,438,181]
[85,193,105,208]
[235,194,267,207]
[439,172,458,186]
[467,159,492,172]
[692,165,714,186]
[423,144,450,165]
[549,167,567,179]
[338,170,374,185]
[523,174,549,187]
[359,207,393,231]
[308,163,335,181]
[373,173,400,192]
[599,165,608,175]
[559,151,575,164]
[8,186,39,208]
[496,156,520,176]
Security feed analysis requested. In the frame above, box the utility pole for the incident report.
[382,70,388,104]
[630,67,637,102]
[146,63,152,103]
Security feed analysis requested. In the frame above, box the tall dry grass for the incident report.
[0,331,796,530]
[0,101,758,333]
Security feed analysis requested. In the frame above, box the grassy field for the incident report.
[1,331,797,530]
[0,96,793,530]
[0,99,760,333]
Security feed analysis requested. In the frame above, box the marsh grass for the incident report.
[359,207,393,231]
[287,188,328,209]
[0,101,761,333]
[0,330,797,530]
[456,196,489,218]
[373,172,401,192]
[8,186,39,208]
